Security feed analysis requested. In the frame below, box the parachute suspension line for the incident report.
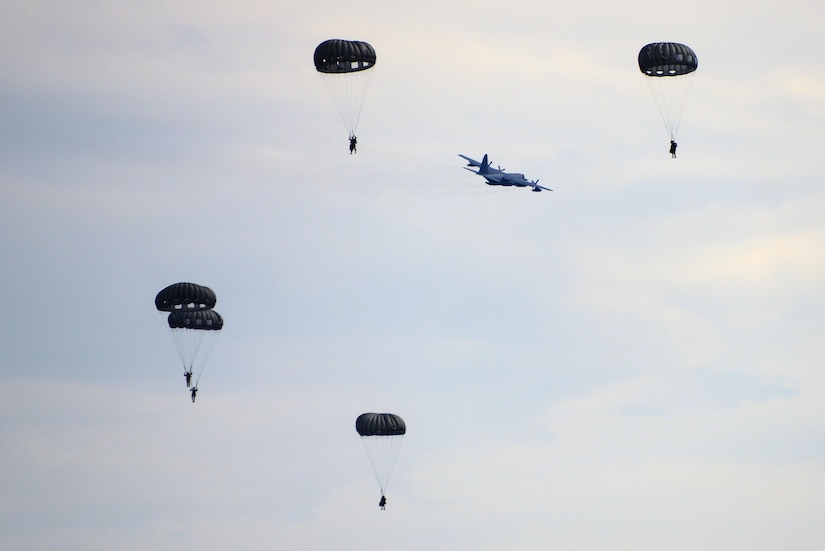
[158,311,185,372]
[361,434,404,495]
[672,73,695,139]
[192,331,221,387]
[169,326,221,387]
[321,68,374,136]
[169,326,192,374]
[646,72,694,141]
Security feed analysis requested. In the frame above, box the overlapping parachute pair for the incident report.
[155,282,223,402]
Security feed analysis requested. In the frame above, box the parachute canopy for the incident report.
[356,413,406,436]
[638,42,698,141]
[167,309,224,331]
[314,39,376,74]
[638,42,698,76]
[155,282,216,312]
[314,39,376,137]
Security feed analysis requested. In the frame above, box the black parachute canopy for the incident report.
[356,413,406,436]
[155,282,217,312]
[314,39,376,74]
[167,309,224,330]
[638,42,698,76]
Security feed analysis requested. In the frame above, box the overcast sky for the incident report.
[2,1,824,549]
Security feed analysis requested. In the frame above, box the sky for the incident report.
[1,0,824,549]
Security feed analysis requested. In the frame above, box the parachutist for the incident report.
[379,495,386,510]
[356,413,406,508]
[191,386,198,403]
[638,43,697,154]
[349,135,357,154]
[155,283,223,400]
[315,39,375,147]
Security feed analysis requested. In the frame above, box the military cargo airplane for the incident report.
[459,154,552,192]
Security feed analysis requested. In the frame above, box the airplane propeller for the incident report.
[530,179,552,192]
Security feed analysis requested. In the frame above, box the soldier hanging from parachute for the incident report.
[638,42,698,158]
[314,39,376,154]
[356,412,406,510]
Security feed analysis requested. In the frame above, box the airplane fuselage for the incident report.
[484,177,527,187]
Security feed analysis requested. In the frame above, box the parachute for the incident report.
[155,282,216,312]
[165,309,223,388]
[638,42,698,141]
[314,39,376,138]
[155,283,222,390]
[356,413,405,499]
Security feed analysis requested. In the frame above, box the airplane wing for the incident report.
[458,154,483,168]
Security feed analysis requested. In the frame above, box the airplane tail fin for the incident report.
[479,154,489,174]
